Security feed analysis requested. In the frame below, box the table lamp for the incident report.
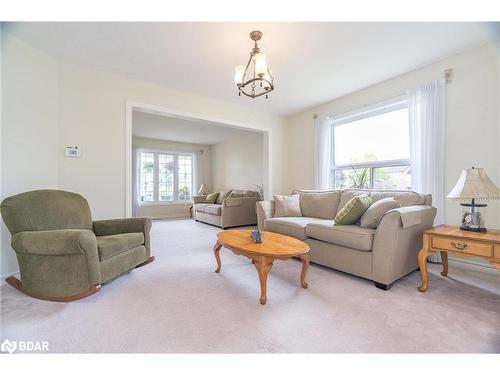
[447,167,500,232]
[198,184,209,195]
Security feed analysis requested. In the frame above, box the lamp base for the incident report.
[460,226,487,233]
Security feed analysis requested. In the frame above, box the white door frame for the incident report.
[125,100,272,218]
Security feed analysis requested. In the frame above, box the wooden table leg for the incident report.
[213,241,222,273]
[253,256,273,305]
[440,251,448,277]
[417,246,430,293]
[299,253,310,289]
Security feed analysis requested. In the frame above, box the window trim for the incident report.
[330,95,410,190]
[138,148,195,205]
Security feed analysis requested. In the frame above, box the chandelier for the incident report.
[234,30,275,99]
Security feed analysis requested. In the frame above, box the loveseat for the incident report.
[193,190,260,229]
[256,189,436,289]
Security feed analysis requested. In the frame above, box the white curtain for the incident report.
[407,79,446,262]
[314,116,333,190]
[132,148,142,217]
[193,150,203,197]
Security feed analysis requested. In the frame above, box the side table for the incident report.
[417,224,500,292]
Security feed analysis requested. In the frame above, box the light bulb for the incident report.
[254,53,268,77]
[234,65,245,84]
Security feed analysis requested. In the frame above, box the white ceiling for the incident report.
[132,110,260,144]
[6,22,498,116]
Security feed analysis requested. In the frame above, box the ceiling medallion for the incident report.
[234,30,275,99]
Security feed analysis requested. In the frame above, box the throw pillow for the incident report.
[273,194,302,217]
[360,197,401,229]
[205,192,219,204]
[334,194,372,225]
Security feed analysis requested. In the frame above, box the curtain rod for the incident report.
[313,68,452,119]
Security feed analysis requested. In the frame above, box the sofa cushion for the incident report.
[360,197,401,229]
[205,204,222,216]
[97,232,145,261]
[370,191,425,207]
[306,223,375,251]
[264,217,328,240]
[205,192,219,204]
[216,190,232,204]
[296,191,341,220]
[232,190,258,198]
[274,194,302,217]
[227,192,244,199]
[335,194,372,225]
[194,203,209,212]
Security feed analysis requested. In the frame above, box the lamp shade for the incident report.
[447,167,500,201]
[198,184,209,195]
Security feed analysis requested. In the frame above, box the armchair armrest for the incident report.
[93,218,152,258]
[256,200,275,231]
[93,218,151,236]
[192,195,207,204]
[11,229,102,295]
[12,229,97,256]
[372,205,437,285]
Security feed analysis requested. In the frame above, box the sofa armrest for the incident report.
[256,200,275,231]
[372,205,437,285]
[220,197,259,228]
[192,195,207,204]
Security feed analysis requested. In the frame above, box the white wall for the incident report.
[132,136,212,218]
[57,62,286,221]
[1,33,59,277]
[211,130,264,192]
[285,42,500,229]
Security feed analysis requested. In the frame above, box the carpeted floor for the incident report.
[1,218,499,353]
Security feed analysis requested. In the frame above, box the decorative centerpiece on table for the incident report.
[250,228,263,243]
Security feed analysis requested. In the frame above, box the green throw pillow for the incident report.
[205,192,219,204]
[334,194,372,225]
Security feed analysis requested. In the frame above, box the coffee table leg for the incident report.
[254,256,273,305]
[299,253,310,289]
[213,241,222,273]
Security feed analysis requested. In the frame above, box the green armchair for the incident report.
[1,190,154,301]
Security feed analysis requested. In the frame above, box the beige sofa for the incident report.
[193,190,260,229]
[257,189,436,290]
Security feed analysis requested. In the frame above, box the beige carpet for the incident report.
[1,219,499,353]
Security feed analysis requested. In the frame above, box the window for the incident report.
[331,98,411,190]
[139,151,194,203]
[139,152,155,202]
[177,155,193,200]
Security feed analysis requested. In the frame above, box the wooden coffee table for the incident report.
[213,229,310,305]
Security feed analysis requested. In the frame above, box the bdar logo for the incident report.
[1,339,17,354]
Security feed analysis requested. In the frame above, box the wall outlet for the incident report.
[65,146,81,158]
